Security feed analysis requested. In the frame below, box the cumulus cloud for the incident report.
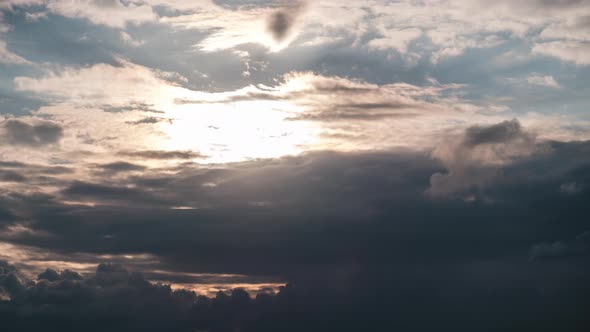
[428,119,537,197]
[2,119,63,147]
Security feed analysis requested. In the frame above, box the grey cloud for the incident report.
[529,231,590,260]
[98,161,146,173]
[118,150,206,160]
[2,138,588,278]
[61,181,166,206]
[560,181,582,194]
[125,116,172,125]
[0,138,589,330]
[0,170,26,182]
[93,0,120,8]
[37,268,82,281]
[2,119,63,147]
[429,119,537,197]
[463,119,534,147]
[1,257,590,332]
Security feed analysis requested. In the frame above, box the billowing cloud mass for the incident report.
[1,0,590,331]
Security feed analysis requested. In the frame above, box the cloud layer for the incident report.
[1,2,590,331]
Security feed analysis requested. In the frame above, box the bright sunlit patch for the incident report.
[159,99,319,163]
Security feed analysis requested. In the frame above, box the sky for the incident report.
[0,0,590,331]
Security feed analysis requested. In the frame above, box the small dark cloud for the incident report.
[0,161,26,168]
[102,103,164,114]
[266,1,307,43]
[98,161,146,173]
[464,119,534,147]
[118,150,206,160]
[0,170,26,182]
[560,181,582,195]
[0,207,15,225]
[125,117,173,125]
[2,119,63,147]
[61,181,164,206]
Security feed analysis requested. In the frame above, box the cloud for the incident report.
[0,40,29,64]
[0,137,588,277]
[61,181,165,206]
[0,170,26,182]
[533,41,590,65]
[2,254,590,331]
[463,119,534,147]
[47,0,156,28]
[526,75,561,88]
[367,28,422,53]
[118,150,206,160]
[13,59,196,110]
[428,119,537,197]
[125,116,172,125]
[37,267,82,281]
[529,231,590,260]
[266,0,307,43]
[13,64,531,163]
[97,161,146,173]
[560,181,582,195]
[2,119,63,147]
[0,134,588,330]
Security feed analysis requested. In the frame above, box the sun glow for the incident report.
[160,100,319,163]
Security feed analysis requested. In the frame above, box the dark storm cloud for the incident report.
[2,119,63,147]
[2,131,589,277]
[0,121,589,330]
[266,1,307,42]
[1,258,590,331]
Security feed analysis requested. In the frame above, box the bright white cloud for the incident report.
[47,0,156,28]
[533,41,590,65]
